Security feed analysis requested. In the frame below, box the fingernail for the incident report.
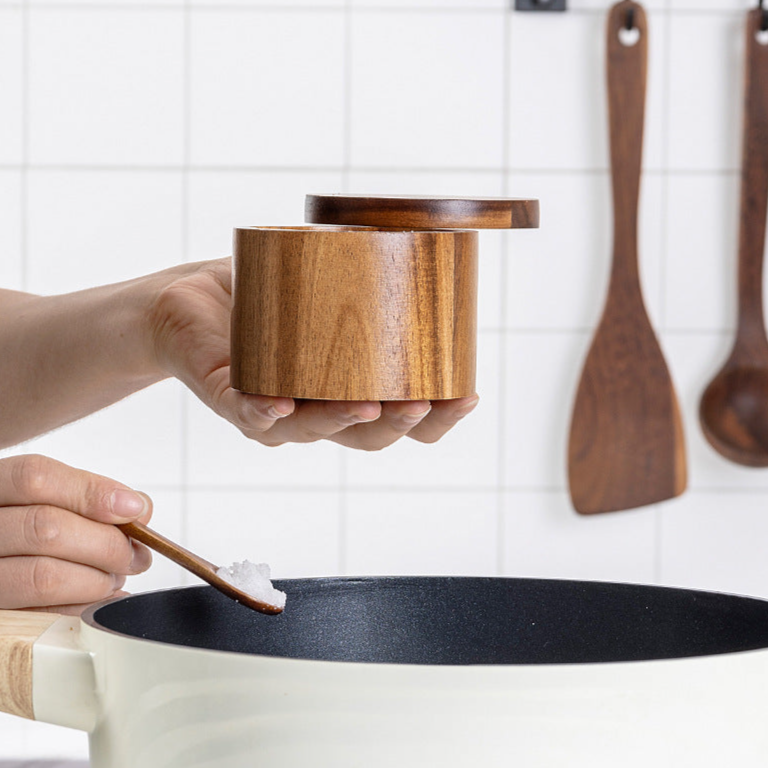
[111,573,127,591]
[267,405,291,419]
[350,413,379,424]
[110,489,148,521]
[345,402,382,424]
[455,396,480,419]
[129,542,152,575]
[403,406,432,425]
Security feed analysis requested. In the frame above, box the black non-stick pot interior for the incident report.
[89,577,768,665]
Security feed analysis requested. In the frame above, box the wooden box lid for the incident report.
[305,194,539,230]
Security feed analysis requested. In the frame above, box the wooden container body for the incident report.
[231,226,478,400]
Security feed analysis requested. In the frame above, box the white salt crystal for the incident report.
[216,560,287,610]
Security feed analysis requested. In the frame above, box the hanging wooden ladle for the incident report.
[699,8,768,467]
[567,0,687,514]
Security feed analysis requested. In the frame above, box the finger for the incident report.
[242,399,383,446]
[203,370,296,432]
[327,401,432,451]
[0,454,152,525]
[405,395,480,443]
[0,556,124,610]
[0,505,152,575]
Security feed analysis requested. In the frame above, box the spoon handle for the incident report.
[606,0,647,297]
[737,10,768,346]
[118,521,218,583]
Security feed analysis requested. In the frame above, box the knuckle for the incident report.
[24,505,61,550]
[82,479,110,519]
[13,454,51,497]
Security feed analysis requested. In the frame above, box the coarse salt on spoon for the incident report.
[118,521,286,615]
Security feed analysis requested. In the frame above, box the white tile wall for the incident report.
[503,490,658,582]
[0,172,22,290]
[345,490,499,575]
[667,12,743,170]
[189,9,346,167]
[186,488,342,577]
[28,9,185,166]
[0,8,23,166]
[349,10,505,168]
[26,170,184,293]
[665,172,739,330]
[2,0,768,760]
[186,169,345,260]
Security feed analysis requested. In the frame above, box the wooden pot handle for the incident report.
[0,609,96,731]
[0,610,60,718]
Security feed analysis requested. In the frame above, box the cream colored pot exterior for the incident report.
[27,610,768,767]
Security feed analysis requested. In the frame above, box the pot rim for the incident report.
[79,575,768,668]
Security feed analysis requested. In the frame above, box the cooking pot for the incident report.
[2,576,768,767]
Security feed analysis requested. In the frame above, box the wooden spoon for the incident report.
[567,0,687,514]
[118,522,284,615]
[699,9,768,467]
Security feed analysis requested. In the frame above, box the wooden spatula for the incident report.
[567,0,686,514]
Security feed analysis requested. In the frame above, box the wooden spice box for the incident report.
[231,195,539,401]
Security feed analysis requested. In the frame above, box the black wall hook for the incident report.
[514,0,566,13]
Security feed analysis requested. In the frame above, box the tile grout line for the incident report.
[338,0,353,577]
[658,0,671,335]
[16,4,751,15]
[652,0,673,587]
[132,483,768,495]
[338,446,348,575]
[19,0,29,751]
[20,0,29,293]
[496,4,513,577]
[179,0,191,576]
[0,163,745,175]
[342,0,352,191]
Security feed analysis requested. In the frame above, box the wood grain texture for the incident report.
[305,194,540,230]
[699,10,768,467]
[567,0,686,514]
[231,226,478,400]
[118,522,216,581]
[0,610,59,719]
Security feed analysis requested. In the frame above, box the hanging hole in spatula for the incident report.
[757,0,768,45]
[619,6,640,46]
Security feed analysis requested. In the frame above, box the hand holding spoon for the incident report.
[699,9,768,467]
[118,521,284,615]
